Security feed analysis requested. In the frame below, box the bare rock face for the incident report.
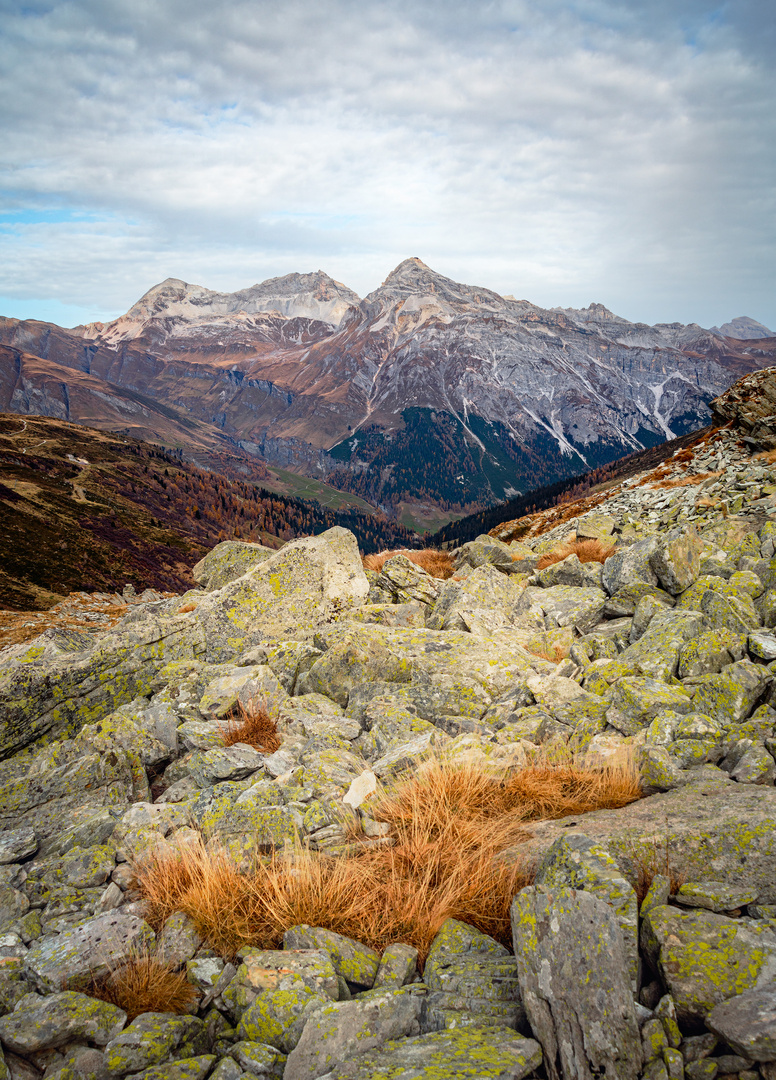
[710,366,776,448]
[510,885,642,1080]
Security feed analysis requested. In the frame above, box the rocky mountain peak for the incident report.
[711,315,776,340]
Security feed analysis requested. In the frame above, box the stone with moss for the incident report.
[605,677,693,736]
[641,904,776,1023]
[103,1013,208,1077]
[236,978,330,1052]
[617,607,704,680]
[376,554,442,606]
[192,539,275,592]
[317,1024,543,1080]
[511,885,642,1079]
[230,1039,285,1074]
[283,926,380,988]
[676,880,758,912]
[128,1056,216,1080]
[0,990,126,1052]
[677,628,748,678]
[688,659,771,724]
[535,833,639,989]
[283,986,424,1080]
[25,912,156,993]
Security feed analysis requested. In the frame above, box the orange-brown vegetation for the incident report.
[535,538,615,570]
[649,471,721,491]
[362,548,455,579]
[755,449,776,465]
[134,754,641,961]
[218,699,281,754]
[526,644,568,664]
[86,954,198,1021]
[177,602,197,613]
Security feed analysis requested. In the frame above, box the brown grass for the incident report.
[755,449,776,464]
[535,538,615,570]
[362,548,454,580]
[649,471,721,490]
[134,753,641,963]
[85,953,198,1021]
[218,698,281,753]
[178,602,197,613]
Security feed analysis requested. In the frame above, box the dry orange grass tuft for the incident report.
[649,471,721,490]
[177,602,197,613]
[86,953,198,1021]
[535,537,615,570]
[362,548,454,580]
[219,698,281,753]
[134,753,641,962]
[526,643,568,664]
[755,449,776,465]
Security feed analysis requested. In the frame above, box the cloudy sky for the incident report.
[1,0,774,329]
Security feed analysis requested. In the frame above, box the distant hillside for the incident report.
[0,415,417,610]
[429,426,711,548]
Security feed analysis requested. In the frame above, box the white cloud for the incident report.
[0,0,774,328]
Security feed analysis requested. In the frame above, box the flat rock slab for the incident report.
[0,990,126,1052]
[511,885,642,1080]
[321,1024,542,1079]
[0,826,37,865]
[24,912,156,992]
[514,779,776,903]
[707,983,776,1061]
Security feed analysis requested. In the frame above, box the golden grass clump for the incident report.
[219,698,281,754]
[86,954,198,1021]
[134,752,641,963]
[535,537,615,570]
[755,448,776,465]
[362,548,454,580]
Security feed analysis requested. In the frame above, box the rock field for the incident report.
[1,368,776,1079]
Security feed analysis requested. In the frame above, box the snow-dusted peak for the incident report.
[97,271,361,345]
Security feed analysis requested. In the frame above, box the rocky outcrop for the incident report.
[3,402,776,1078]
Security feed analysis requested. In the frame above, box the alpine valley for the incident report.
[2,258,775,524]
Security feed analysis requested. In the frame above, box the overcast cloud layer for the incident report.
[0,0,774,328]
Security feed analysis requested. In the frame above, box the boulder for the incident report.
[706,983,776,1062]
[0,990,126,1052]
[24,912,156,992]
[642,905,776,1022]
[535,833,639,990]
[191,539,275,592]
[283,926,380,988]
[103,1013,208,1077]
[283,987,423,1080]
[511,885,642,1080]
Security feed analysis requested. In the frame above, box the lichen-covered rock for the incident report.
[602,537,660,595]
[317,1025,543,1079]
[617,607,703,680]
[511,885,642,1080]
[0,829,37,866]
[128,1056,216,1080]
[706,983,776,1062]
[189,527,370,660]
[676,880,758,913]
[283,926,380,988]
[535,833,639,989]
[677,628,748,678]
[303,631,412,706]
[24,912,156,992]
[373,944,418,989]
[0,990,126,1052]
[519,585,606,634]
[454,536,516,572]
[536,554,603,590]
[103,1013,208,1077]
[0,613,203,758]
[375,555,441,606]
[284,986,423,1080]
[192,540,275,592]
[427,565,523,633]
[605,677,693,736]
[689,659,771,723]
[650,528,704,595]
[641,905,776,1022]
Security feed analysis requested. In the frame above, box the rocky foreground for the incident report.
[2,371,776,1079]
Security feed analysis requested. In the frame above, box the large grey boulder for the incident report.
[706,983,776,1062]
[24,912,155,992]
[511,885,642,1080]
[284,987,423,1080]
[642,905,776,1022]
[0,990,126,1052]
[534,834,639,990]
[283,926,380,989]
[514,780,776,904]
[0,613,203,758]
[317,1025,542,1079]
[192,539,275,591]
[102,1013,208,1077]
[602,537,660,595]
[190,527,369,660]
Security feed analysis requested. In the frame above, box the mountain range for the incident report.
[2,258,774,522]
